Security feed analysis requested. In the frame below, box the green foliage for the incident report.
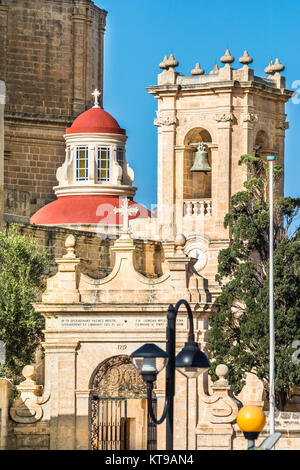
[0,225,48,382]
[209,155,300,410]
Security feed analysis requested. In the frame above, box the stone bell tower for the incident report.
[148,51,292,240]
[148,51,293,281]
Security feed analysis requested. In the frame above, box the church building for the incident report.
[1,0,299,452]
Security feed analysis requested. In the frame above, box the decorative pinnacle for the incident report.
[174,234,186,254]
[265,60,274,75]
[91,88,101,108]
[159,54,179,71]
[159,55,168,70]
[191,62,205,75]
[272,58,285,73]
[64,234,76,259]
[209,63,219,75]
[216,364,229,381]
[239,50,253,65]
[220,49,235,64]
[22,365,35,381]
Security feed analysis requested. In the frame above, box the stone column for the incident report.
[215,110,233,237]
[44,341,79,450]
[275,119,289,198]
[174,146,185,235]
[155,105,178,240]
[187,378,198,450]
[75,390,90,450]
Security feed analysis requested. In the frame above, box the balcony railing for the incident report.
[183,199,212,217]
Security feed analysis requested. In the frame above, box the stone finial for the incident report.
[199,363,239,426]
[159,55,168,70]
[220,49,235,64]
[174,234,186,253]
[159,54,179,71]
[191,62,205,75]
[239,50,253,66]
[265,60,275,75]
[272,58,285,73]
[64,234,76,259]
[22,365,35,382]
[216,364,229,384]
[165,53,179,69]
[209,63,219,75]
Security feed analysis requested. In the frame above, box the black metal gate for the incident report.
[91,396,157,450]
[89,356,157,450]
[91,397,128,450]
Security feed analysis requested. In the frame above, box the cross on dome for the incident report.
[114,197,139,234]
[91,88,101,108]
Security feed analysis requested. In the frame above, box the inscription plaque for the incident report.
[59,317,186,330]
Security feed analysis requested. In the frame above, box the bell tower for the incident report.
[148,50,292,278]
[148,51,293,280]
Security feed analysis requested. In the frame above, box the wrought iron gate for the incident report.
[89,355,157,450]
[91,397,128,450]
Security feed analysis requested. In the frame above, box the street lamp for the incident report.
[237,406,281,451]
[131,299,210,450]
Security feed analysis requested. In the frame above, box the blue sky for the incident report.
[96,0,300,211]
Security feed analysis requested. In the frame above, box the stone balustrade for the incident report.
[184,199,212,217]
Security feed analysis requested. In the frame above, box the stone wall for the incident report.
[15,223,163,279]
[0,0,107,214]
[0,80,4,226]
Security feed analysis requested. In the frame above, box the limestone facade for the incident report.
[147,54,292,250]
[4,232,299,450]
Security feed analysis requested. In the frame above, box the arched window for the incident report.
[254,130,270,157]
[97,147,110,182]
[183,128,212,200]
[76,146,88,181]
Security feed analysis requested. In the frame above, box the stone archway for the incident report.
[89,355,156,450]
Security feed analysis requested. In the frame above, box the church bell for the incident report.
[190,143,212,173]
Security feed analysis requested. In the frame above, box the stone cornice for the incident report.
[148,80,293,100]
[35,302,213,315]
[4,110,72,126]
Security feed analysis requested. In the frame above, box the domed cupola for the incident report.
[55,89,135,198]
[30,90,150,228]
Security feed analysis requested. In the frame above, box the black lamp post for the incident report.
[131,299,210,450]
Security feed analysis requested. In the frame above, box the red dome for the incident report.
[66,108,126,135]
[30,195,150,226]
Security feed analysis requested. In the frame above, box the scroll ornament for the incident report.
[10,365,50,424]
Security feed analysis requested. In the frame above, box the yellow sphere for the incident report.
[237,406,266,433]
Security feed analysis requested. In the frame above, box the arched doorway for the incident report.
[89,355,157,450]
